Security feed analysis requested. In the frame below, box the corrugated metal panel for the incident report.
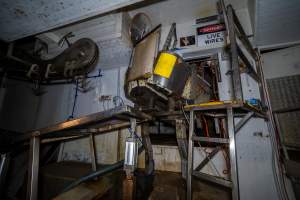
[0,0,143,42]
[255,0,300,47]
[267,75,300,111]
[276,112,300,148]
[267,75,300,148]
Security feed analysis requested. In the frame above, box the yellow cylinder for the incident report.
[153,52,177,79]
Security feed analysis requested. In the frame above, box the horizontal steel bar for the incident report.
[16,106,151,142]
[192,136,229,144]
[193,171,232,188]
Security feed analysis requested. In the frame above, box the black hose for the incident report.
[62,160,124,193]
[62,145,145,193]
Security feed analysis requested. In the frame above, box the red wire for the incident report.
[202,115,209,137]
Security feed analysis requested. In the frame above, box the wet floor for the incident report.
[41,161,231,200]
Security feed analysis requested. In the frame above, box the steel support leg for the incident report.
[187,111,194,200]
[227,108,239,200]
[141,123,154,175]
[89,133,97,171]
[27,136,40,200]
[176,119,188,179]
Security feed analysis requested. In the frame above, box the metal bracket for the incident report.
[234,111,254,133]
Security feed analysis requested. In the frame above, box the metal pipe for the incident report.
[61,146,145,194]
[62,160,124,193]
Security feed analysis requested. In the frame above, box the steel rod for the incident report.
[227,107,239,200]
[187,111,194,200]
[89,133,97,172]
[26,136,40,200]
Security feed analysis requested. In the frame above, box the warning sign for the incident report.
[196,24,225,49]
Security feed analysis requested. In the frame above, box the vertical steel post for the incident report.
[89,133,97,172]
[141,123,154,175]
[227,5,243,101]
[187,110,194,200]
[0,153,10,197]
[176,119,188,179]
[27,135,40,200]
[227,107,239,200]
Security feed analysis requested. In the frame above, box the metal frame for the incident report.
[186,104,266,200]
[227,107,239,199]
[25,105,151,200]
[185,4,267,198]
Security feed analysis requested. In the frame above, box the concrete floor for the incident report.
[41,161,231,200]
[138,171,231,200]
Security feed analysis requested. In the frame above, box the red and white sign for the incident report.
[196,24,226,49]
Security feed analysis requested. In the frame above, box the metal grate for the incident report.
[267,75,300,111]
[276,111,300,148]
[267,75,300,148]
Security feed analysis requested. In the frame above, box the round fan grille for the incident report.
[129,13,152,44]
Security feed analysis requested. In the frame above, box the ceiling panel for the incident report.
[0,0,144,42]
[129,0,248,26]
[255,0,300,47]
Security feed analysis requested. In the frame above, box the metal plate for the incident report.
[127,27,160,81]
